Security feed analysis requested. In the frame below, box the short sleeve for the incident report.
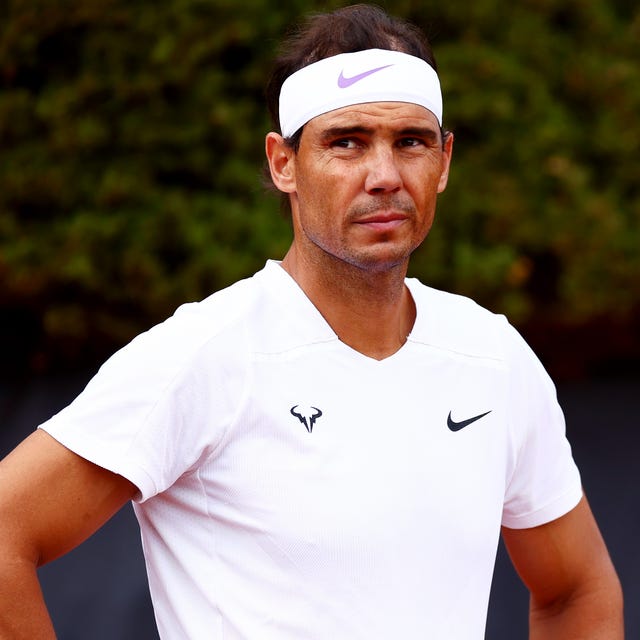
[39,300,249,501]
[501,322,582,529]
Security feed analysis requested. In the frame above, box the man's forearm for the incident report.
[0,558,56,640]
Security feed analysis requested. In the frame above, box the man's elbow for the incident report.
[531,564,624,639]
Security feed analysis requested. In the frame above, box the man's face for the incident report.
[282,101,453,273]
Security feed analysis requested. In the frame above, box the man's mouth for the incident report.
[354,212,408,231]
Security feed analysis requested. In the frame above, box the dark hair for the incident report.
[263,4,449,208]
[265,4,440,143]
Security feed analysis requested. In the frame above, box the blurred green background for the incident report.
[1,0,639,379]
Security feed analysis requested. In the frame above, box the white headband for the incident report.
[279,48,443,138]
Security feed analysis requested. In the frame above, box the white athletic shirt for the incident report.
[40,260,582,639]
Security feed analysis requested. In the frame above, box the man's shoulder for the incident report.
[172,260,284,327]
[409,279,499,319]
[174,271,257,333]
[102,266,269,377]
[407,278,515,362]
[161,260,310,359]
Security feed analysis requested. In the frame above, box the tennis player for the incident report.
[0,5,623,638]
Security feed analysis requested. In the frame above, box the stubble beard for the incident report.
[337,195,431,273]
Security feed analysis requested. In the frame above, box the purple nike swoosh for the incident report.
[337,64,394,88]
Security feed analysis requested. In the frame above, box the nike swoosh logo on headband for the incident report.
[337,64,394,88]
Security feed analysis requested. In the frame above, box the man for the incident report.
[0,5,623,639]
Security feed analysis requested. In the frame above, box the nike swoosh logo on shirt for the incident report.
[337,64,394,88]
[447,410,492,432]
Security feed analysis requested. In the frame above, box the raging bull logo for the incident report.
[290,405,323,433]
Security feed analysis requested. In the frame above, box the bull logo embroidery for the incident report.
[290,405,323,433]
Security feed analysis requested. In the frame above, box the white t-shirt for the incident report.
[40,260,582,639]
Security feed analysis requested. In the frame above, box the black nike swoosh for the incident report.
[447,410,492,432]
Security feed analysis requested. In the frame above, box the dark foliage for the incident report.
[1,0,639,376]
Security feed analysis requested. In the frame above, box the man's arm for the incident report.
[502,495,623,639]
[0,430,137,639]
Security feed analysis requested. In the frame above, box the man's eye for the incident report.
[331,138,358,149]
[399,137,424,148]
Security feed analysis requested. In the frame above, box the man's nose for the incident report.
[364,146,402,194]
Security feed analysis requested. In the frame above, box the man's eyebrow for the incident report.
[319,125,440,142]
[319,125,375,141]
[398,126,440,141]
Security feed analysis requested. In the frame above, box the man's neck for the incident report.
[280,248,416,360]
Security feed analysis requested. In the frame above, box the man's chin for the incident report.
[343,246,414,274]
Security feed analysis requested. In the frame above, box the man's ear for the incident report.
[265,132,296,194]
[437,132,454,194]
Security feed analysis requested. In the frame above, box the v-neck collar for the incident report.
[262,260,425,363]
